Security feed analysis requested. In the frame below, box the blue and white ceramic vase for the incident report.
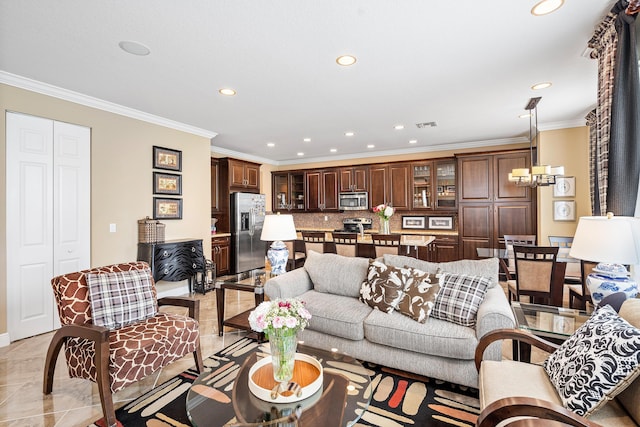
[267,242,289,275]
[586,263,638,306]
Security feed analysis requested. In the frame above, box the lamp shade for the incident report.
[569,216,639,265]
[260,214,297,242]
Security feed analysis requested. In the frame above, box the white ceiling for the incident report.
[0,1,616,165]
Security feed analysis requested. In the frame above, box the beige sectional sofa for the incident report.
[264,250,515,388]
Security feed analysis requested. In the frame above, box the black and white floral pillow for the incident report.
[543,305,640,417]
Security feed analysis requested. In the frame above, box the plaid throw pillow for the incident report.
[431,272,489,326]
[87,268,158,329]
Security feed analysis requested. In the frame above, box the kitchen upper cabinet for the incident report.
[458,152,531,203]
[306,169,338,211]
[221,158,260,193]
[411,158,456,210]
[272,172,305,212]
[211,158,220,213]
[369,163,411,210]
[339,166,368,192]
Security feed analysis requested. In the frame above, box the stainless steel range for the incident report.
[334,217,372,233]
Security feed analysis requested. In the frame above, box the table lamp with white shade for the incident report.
[260,213,297,275]
[569,214,639,306]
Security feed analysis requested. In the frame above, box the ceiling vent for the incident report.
[416,121,437,129]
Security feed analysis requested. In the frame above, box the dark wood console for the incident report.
[137,238,204,293]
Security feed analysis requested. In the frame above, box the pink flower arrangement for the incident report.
[248,298,312,334]
[373,203,395,220]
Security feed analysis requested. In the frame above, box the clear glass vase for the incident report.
[380,218,390,234]
[269,328,298,386]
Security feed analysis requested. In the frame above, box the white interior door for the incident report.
[6,112,90,341]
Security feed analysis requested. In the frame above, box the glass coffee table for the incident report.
[511,301,591,361]
[215,269,272,340]
[186,340,372,427]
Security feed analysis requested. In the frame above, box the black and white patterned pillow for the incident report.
[87,268,158,329]
[430,272,489,326]
[543,305,640,417]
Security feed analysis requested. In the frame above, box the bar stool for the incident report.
[371,233,401,258]
[331,232,358,257]
[301,231,327,254]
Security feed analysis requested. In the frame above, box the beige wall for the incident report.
[1,83,212,337]
[537,126,591,244]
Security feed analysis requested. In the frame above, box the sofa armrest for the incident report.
[265,268,314,299]
[475,328,560,371]
[478,397,603,427]
[475,286,516,360]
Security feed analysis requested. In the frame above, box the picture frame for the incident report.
[553,176,576,197]
[153,146,182,171]
[402,216,426,229]
[553,200,576,222]
[427,216,453,230]
[153,197,183,219]
[153,172,182,195]
[445,185,456,193]
[437,185,444,193]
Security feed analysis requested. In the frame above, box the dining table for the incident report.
[476,247,573,307]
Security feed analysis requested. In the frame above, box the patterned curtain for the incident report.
[588,0,640,216]
[585,110,599,215]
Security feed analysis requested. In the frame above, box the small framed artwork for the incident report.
[153,146,182,171]
[402,216,426,229]
[553,200,576,221]
[445,185,456,193]
[153,172,182,195]
[154,197,183,220]
[428,216,454,230]
[553,176,576,197]
[437,185,444,193]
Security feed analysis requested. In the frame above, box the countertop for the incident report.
[295,227,458,237]
[295,230,436,246]
[210,232,231,238]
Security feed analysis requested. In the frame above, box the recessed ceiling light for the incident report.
[367,144,375,149]
[267,142,275,147]
[409,139,418,144]
[519,113,532,119]
[297,152,304,156]
[119,40,150,56]
[345,131,355,137]
[532,82,552,90]
[394,125,405,130]
[219,88,236,96]
[531,0,564,16]
[303,138,311,142]
[336,55,357,66]
[330,148,337,153]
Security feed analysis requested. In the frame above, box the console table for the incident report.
[137,238,204,293]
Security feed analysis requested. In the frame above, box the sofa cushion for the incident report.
[543,305,640,417]
[299,290,371,341]
[437,258,499,289]
[86,268,158,329]
[396,271,440,323]
[431,272,489,327]
[359,260,410,313]
[382,254,439,273]
[364,308,478,359]
[304,250,369,298]
[614,298,640,425]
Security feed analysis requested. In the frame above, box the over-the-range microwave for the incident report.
[338,191,369,210]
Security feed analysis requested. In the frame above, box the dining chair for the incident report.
[331,232,358,257]
[371,233,401,257]
[301,231,327,254]
[507,245,559,305]
[567,260,598,310]
[503,234,537,280]
[283,239,306,271]
[548,236,580,285]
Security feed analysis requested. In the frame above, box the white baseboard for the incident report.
[0,333,10,348]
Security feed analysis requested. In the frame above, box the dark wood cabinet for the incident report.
[273,172,305,212]
[457,150,535,260]
[222,158,260,193]
[306,169,338,211]
[211,235,230,275]
[415,236,460,262]
[369,163,411,210]
[211,158,220,213]
[339,166,368,192]
[411,158,456,210]
[137,239,204,291]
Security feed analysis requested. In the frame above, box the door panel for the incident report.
[369,166,387,207]
[494,152,531,202]
[459,156,492,202]
[495,203,533,244]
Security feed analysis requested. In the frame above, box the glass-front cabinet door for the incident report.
[272,172,305,212]
[411,159,456,210]
[435,160,456,209]
[412,163,432,209]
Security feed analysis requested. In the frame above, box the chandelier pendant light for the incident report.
[509,97,564,187]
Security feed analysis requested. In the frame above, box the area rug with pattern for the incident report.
[91,337,479,426]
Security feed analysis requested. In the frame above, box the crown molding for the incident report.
[0,71,218,139]
[538,119,588,131]
[210,144,278,165]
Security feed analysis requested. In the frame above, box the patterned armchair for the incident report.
[43,261,203,427]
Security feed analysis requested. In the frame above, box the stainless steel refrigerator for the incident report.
[230,192,266,274]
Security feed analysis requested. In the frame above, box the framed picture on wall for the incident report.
[402,216,426,229]
[153,172,182,195]
[427,216,454,230]
[153,146,182,171]
[154,197,183,219]
[553,176,575,197]
[553,200,576,222]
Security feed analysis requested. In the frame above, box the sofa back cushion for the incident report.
[382,254,439,273]
[617,298,640,425]
[304,250,369,297]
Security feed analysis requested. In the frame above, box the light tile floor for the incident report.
[0,289,256,427]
